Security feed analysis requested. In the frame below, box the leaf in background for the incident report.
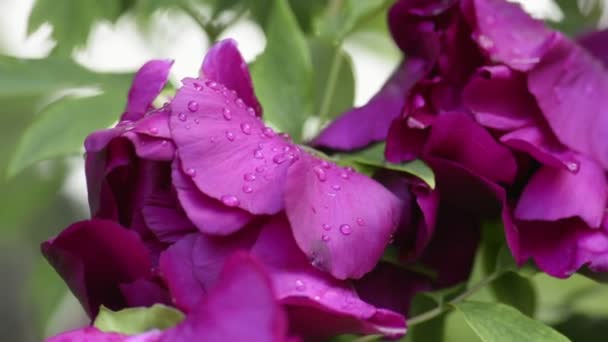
[316,0,391,40]
[339,143,435,188]
[8,89,128,177]
[310,38,355,127]
[250,0,313,142]
[94,305,185,334]
[244,0,326,33]
[550,0,603,35]
[453,301,570,342]
[28,0,123,56]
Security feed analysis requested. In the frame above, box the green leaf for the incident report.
[551,0,603,36]
[309,38,355,127]
[453,301,570,342]
[490,272,537,317]
[316,0,391,40]
[28,0,123,56]
[8,90,128,177]
[250,0,313,142]
[339,143,436,188]
[94,305,185,335]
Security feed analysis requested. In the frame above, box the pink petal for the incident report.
[201,39,262,116]
[46,327,128,342]
[284,155,402,279]
[515,156,607,228]
[170,78,299,215]
[124,60,173,120]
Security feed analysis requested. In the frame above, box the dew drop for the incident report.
[339,171,350,179]
[210,136,217,143]
[205,80,220,90]
[240,123,252,135]
[161,140,168,146]
[356,217,366,226]
[253,149,264,159]
[221,195,240,207]
[223,108,232,120]
[313,295,321,301]
[225,131,235,141]
[243,173,256,181]
[346,167,355,173]
[313,166,327,182]
[566,161,580,173]
[242,185,253,194]
[295,280,306,291]
[149,127,159,135]
[185,168,196,177]
[247,107,256,116]
[185,125,191,130]
[321,160,331,169]
[262,127,276,138]
[178,113,187,121]
[322,234,330,242]
[478,34,494,49]
[273,153,288,164]
[194,118,200,125]
[235,98,245,108]
[322,224,331,231]
[193,82,203,91]
[339,224,352,235]
[187,101,199,112]
[255,165,266,173]
[331,184,341,191]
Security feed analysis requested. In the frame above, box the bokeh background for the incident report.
[1,0,607,341]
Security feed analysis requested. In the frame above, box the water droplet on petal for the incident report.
[295,280,306,291]
[223,108,232,120]
[273,153,288,164]
[194,118,200,124]
[205,80,220,90]
[322,224,331,231]
[356,217,366,226]
[566,161,580,173]
[221,195,240,207]
[210,136,216,143]
[313,295,321,301]
[149,127,159,135]
[243,173,256,181]
[178,113,187,121]
[322,234,330,242]
[193,82,203,91]
[247,107,256,116]
[253,149,264,159]
[340,224,352,235]
[340,171,350,179]
[255,165,265,173]
[186,168,196,177]
[225,131,235,141]
[313,166,327,182]
[346,167,355,173]
[242,185,253,194]
[161,140,168,146]
[240,123,252,135]
[187,101,199,112]
[331,184,341,191]
[262,127,276,138]
[477,34,494,49]
[321,160,331,169]
[235,98,245,108]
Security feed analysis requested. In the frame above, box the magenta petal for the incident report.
[313,62,426,150]
[119,279,171,307]
[578,29,608,67]
[284,155,402,279]
[171,159,253,235]
[423,112,517,184]
[251,215,407,339]
[464,65,537,130]
[515,157,607,228]
[468,0,553,71]
[385,116,430,163]
[161,253,288,342]
[170,78,298,215]
[528,34,608,169]
[41,220,153,317]
[500,125,579,171]
[142,189,197,243]
[201,39,262,116]
[46,327,128,342]
[123,60,173,121]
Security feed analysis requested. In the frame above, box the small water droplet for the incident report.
[149,127,159,135]
[407,117,425,129]
[194,118,200,125]
[235,98,245,108]
[477,34,494,49]
[255,165,265,173]
[566,161,579,173]
[331,184,341,191]
[322,224,331,231]
[295,280,306,291]
[340,224,352,235]
[313,295,321,301]
[161,140,168,146]
[178,113,187,121]
[322,234,330,242]
[186,168,196,177]
[242,185,253,194]
[225,131,235,141]
[262,127,276,138]
[221,195,240,207]
[253,149,264,159]
[279,133,290,140]
[185,125,191,130]
[223,108,232,120]
[313,166,327,182]
[205,80,220,90]
[210,136,217,143]
[187,101,199,112]
[339,171,350,179]
[356,217,366,226]
[321,160,331,169]
[247,107,256,116]
[243,173,256,181]
[193,82,203,91]
[240,123,252,135]
[273,153,288,164]
[346,167,355,173]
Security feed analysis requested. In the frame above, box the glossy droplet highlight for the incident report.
[356,217,366,226]
[242,185,253,194]
[247,107,255,116]
[223,108,232,120]
[243,173,256,181]
[178,113,187,121]
[225,131,235,142]
[149,127,159,135]
[221,195,240,207]
[321,160,331,169]
[339,171,350,179]
[313,166,327,182]
[187,101,199,112]
[185,168,196,177]
[205,80,220,90]
[262,127,275,138]
[339,224,352,235]
[566,161,579,173]
[322,224,331,231]
[240,123,252,135]
[194,118,200,125]
[322,234,330,242]
[253,149,264,159]
[255,165,265,173]
[235,98,245,107]
[273,153,288,164]
[295,280,306,291]
[331,184,341,191]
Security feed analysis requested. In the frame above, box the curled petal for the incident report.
[124,60,173,120]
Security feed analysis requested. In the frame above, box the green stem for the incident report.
[407,272,501,326]
[317,46,344,126]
